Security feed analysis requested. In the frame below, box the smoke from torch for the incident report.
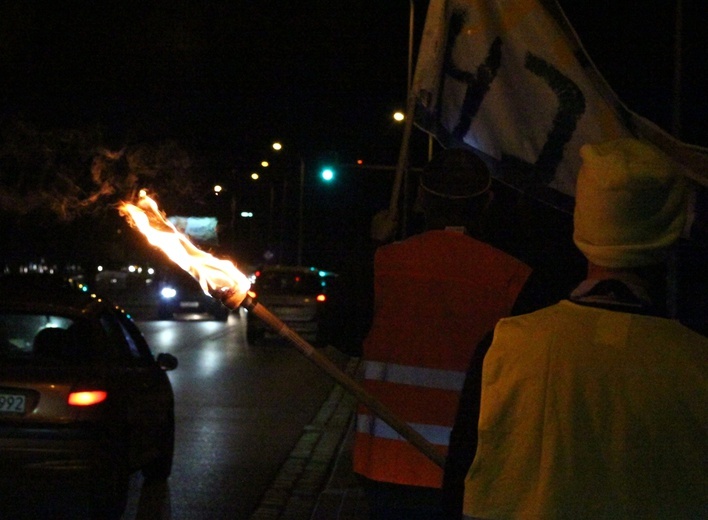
[119,192,445,469]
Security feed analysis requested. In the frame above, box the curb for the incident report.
[250,358,361,520]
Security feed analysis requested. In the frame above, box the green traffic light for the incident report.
[321,167,335,182]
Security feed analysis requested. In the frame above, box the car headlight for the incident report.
[160,287,177,299]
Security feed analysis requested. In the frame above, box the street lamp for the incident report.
[272,142,306,266]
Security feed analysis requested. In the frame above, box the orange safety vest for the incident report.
[353,229,531,488]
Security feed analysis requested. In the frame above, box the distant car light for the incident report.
[68,390,108,406]
[316,294,326,302]
[161,287,177,299]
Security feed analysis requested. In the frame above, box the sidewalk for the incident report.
[309,419,368,520]
[250,356,369,520]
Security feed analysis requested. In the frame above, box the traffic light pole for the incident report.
[297,157,305,266]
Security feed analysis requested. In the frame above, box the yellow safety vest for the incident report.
[464,300,708,519]
[353,230,531,488]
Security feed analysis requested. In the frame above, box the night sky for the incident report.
[0,1,706,269]
[2,2,705,161]
[1,2,415,169]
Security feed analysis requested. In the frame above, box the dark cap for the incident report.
[420,148,491,199]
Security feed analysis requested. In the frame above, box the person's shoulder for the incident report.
[654,316,708,344]
[504,301,566,322]
[460,233,528,263]
[377,231,430,253]
[471,239,533,282]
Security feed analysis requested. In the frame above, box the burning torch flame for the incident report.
[118,191,445,469]
[118,192,251,307]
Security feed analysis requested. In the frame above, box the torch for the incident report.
[214,288,445,468]
[120,194,446,469]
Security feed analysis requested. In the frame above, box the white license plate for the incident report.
[0,393,26,413]
[179,301,200,308]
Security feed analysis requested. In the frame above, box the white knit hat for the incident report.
[573,138,688,268]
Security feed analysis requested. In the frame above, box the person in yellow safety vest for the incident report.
[353,148,534,520]
[463,138,708,520]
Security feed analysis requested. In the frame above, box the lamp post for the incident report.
[297,156,305,266]
[247,170,277,254]
[272,142,306,266]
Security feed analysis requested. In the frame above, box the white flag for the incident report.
[412,0,708,203]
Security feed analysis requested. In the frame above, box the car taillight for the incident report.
[316,294,326,302]
[68,390,108,406]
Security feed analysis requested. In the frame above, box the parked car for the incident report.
[246,265,340,347]
[157,266,230,321]
[0,274,178,519]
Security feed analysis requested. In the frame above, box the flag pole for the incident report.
[671,0,683,139]
[387,0,417,238]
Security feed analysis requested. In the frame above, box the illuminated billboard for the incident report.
[167,216,219,245]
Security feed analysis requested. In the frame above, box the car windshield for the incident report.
[256,272,324,295]
[0,313,101,366]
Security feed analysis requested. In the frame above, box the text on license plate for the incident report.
[179,301,200,308]
[0,393,26,413]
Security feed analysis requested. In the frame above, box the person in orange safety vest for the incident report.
[353,148,534,520]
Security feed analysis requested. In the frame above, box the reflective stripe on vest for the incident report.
[356,412,451,446]
[363,360,466,392]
